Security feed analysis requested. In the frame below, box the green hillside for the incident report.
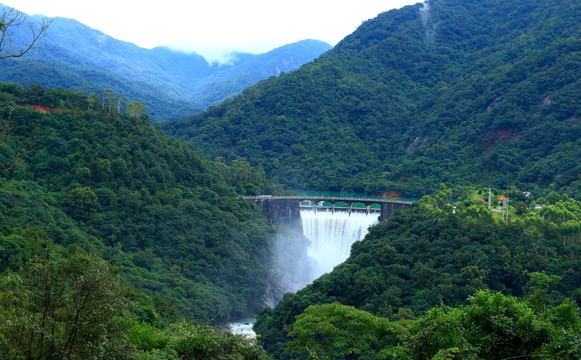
[1,0,580,358]
[255,185,581,358]
[0,84,274,324]
[165,0,581,199]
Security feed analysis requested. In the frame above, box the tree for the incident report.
[101,88,115,116]
[287,292,581,360]
[0,103,37,172]
[67,186,98,219]
[287,303,394,359]
[0,252,133,359]
[0,234,31,272]
[97,158,112,183]
[231,158,253,185]
[0,6,52,60]
[514,200,528,215]
[126,100,147,118]
[129,320,273,360]
[116,94,126,113]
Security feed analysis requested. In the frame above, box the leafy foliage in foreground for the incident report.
[0,251,272,360]
[165,0,581,198]
[0,84,274,323]
[255,186,581,359]
[287,291,581,359]
[0,252,132,359]
[130,321,272,360]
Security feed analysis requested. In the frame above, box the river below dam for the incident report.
[228,318,256,338]
[231,207,380,337]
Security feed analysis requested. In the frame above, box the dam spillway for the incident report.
[300,208,379,280]
[245,195,414,226]
[243,195,414,296]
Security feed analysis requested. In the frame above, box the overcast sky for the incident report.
[3,0,419,63]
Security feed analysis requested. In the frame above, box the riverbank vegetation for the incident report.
[0,251,273,359]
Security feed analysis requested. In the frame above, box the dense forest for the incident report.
[165,0,580,198]
[0,83,277,325]
[255,185,581,359]
[286,290,580,359]
[1,0,581,358]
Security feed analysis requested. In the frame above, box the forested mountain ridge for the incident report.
[165,0,581,199]
[190,40,332,108]
[0,8,331,121]
[0,84,276,324]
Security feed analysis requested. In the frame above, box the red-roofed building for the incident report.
[497,194,508,206]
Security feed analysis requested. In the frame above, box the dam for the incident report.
[245,194,415,283]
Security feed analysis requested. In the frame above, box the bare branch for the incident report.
[0,6,53,60]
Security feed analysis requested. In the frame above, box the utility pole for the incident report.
[506,196,509,224]
[488,187,491,209]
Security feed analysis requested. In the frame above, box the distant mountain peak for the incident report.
[0,7,331,121]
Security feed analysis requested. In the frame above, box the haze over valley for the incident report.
[0,9,333,121]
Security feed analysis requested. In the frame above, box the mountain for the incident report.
[190,40,333,107]
[0,8,332,121]
[164,0,581,199]
[0,84,276,324]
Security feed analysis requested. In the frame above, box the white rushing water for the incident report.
[228,318,256,338]
[266,207,380,307]
[301,208,379,280]
[228,207,379,337]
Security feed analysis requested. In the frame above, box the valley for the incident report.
[0,0,580,359]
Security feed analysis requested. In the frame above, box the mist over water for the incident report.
[267,208,379,306]
[247,209,379,334]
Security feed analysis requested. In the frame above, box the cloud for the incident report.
[4,0,419,62]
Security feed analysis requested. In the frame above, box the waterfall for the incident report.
[268,205,380,305]
[301,208,379,280]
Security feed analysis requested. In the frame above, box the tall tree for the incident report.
[126,100,147,117]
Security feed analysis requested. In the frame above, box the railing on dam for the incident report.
[243,194,417,205]
[293,190,420,204]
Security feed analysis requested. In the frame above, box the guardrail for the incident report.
[294,191,420,203]
[243,195,417,205]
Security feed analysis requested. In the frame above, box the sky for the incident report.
[3,0,419,63]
